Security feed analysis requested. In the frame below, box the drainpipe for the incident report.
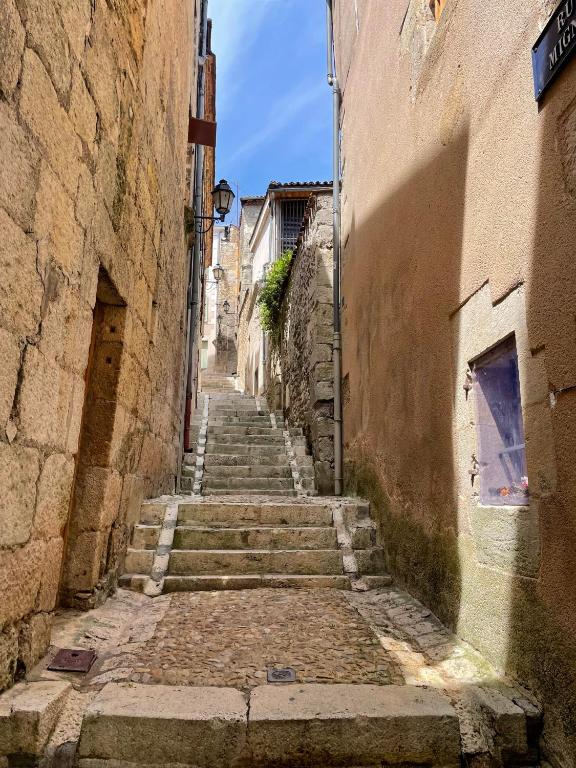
[326,0,343,496]
[178,0,209,493]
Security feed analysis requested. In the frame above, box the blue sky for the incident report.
[209,0,332,224]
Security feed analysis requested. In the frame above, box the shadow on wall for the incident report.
[343,86,576,762]
[508,86,576,762]
[343,126,470,628]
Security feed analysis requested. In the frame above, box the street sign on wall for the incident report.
[532,0,576,100]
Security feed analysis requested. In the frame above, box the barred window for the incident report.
[280,199,307,254]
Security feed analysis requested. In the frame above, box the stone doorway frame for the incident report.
[59,266,127,609]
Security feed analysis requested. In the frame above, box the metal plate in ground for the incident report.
[48,648,97,673]
[267,667,296,683]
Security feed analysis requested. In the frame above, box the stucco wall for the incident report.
[334,0,576,764]
[276,193,335,494]
[211,225,240,375]
[237,199,264,393]
[0,0,194,687]
[252,209,271,282]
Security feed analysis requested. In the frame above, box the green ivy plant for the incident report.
[257,249,293,344]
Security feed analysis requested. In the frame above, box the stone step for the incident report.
[124,548,153,574]
[168,549,344,576]
[205,453,291,467]
[180,476,194,492]
[202,488,298,497]
[208,443,286,456]
[355,547,387,574]
[207,433,285,445]
[208,425,282,436]
[206,432,285,452]
[162,574,351,591]
[209,402,254,408]
[202,477,295,491]
[0,681,72,758]
[173,525,338,550]
[78,682,460,768]
[209,416,282,428]
[204,464,292,478]
[208,392,250,397]
[118,573,394,593]
[209,405,270,419]
[178,502,334,527]
[299,465,315,478]
[131,524,161,549]
[248,684,460,768]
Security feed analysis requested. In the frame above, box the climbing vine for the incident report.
[257,250,293,344]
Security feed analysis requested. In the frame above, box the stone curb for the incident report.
[0,680,71,756]
[281,420,307,497]
[143,500,179,596]
[193,395,210,495]
[76,682,461,767]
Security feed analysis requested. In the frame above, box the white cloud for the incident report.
[225,80,326,167]
[209,0,290,112]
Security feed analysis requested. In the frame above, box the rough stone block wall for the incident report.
[277,194,335,493]
[0,0,194,687]
[201,42,216,269]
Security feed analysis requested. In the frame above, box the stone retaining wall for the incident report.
[275,193,335,494]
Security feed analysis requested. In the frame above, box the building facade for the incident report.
[237,197,265,394]
[0,0,201,689]
[236,182,331,396]
[333,0,576,764]
[201,224,240,376]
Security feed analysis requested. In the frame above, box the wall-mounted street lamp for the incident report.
[223,300,231,314]
[194,179,235,234]
[212,264,224,283]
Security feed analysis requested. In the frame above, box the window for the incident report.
[280,199,307,253]
[430,0,446,21]
[472,337,529,506]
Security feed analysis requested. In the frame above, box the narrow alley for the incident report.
[16,379,540,767]
[1,0,575,766]
[1,377,541,767]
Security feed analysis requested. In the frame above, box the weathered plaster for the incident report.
[335,1,576,763]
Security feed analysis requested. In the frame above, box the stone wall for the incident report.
[276,194,335,494]
[212,225,240,375]
[0,0,195,687]
[201,26,216,271]
[334,0,576,764]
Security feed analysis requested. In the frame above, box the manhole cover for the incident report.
[267,667,296,683]
[48,649,97,673]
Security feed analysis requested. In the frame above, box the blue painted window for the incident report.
[472,337,529,506]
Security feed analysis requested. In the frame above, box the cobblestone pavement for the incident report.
[29,585,539,764]
[32,583,534,761]
[122,590,402,690]
[346,588,497,689]
[36,585,502,694]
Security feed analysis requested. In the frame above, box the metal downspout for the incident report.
[177,0,209,493]
[326,0,343,496]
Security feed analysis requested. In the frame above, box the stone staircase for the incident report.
[121,376,390,594]
[120,497,391,594]
[182,377,316,496]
